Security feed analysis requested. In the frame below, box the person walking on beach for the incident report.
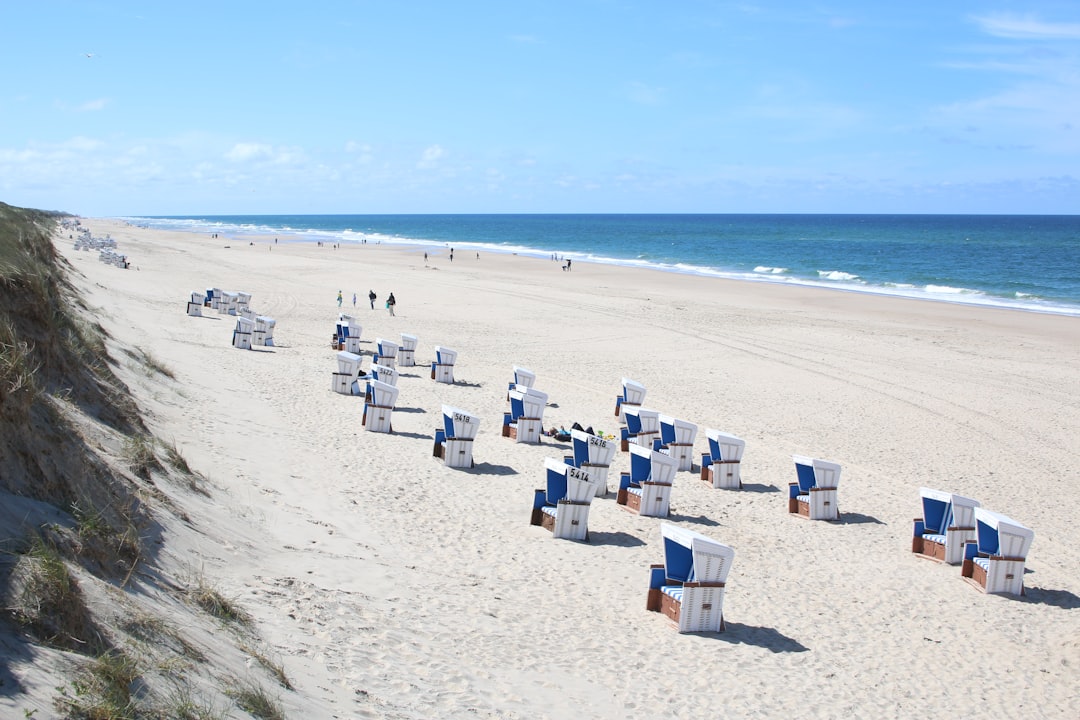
[386,292,396,316]
[368,289,377,309]
[337,290,343,307]
[352,292,357,308]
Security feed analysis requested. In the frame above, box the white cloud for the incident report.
[225,142,273,162]
[973,13,1080,40]
[417,144,445,168]
[78,98,108,112]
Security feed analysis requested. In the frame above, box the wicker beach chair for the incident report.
[564,429,617,497]
[617,443,678,517]
[647,523,735,633]
[701,429,746,489]
[912,488,980,565]
[433,405,479,468]
[530,458,594,541]
[788,455,841,520]
[961,507,1034,596]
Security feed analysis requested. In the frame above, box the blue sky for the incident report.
[2,1,1079,215]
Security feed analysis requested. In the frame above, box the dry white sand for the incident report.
[46,219,1080,718]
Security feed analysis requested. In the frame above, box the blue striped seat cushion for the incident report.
[796,494,809,503]
[973,557,991,572]
[541,506,558,518]
[628,487,643,497]
[661,585,683,602]
[922,533,946,545]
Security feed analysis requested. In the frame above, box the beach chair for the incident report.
[231,316,253,350]
[219,291,240,316]
[431,346,457,384]
[433,405,479,468]
[187,291,205,317]
[961,508,1034,596]
[332,351,364,395]
[700,430,746,489]
[375,337,399,369]
[398,333,418,367]
[617,443,678,517]
[788,455,841,520]
[334,315,362,352]
[508,366,536,396]
[253,316,276,346]
[658,415,698,471]
[530,459,594,541]
[647,523,735,633]
[621,406,660,451]
[362,379,399,433]
[207,288,222,310]
[502,385,548,444]
[912,488,980,565]
[614,378,646,424]
[564,429,617,497]
[236,292,252,311]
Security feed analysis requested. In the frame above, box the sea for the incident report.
[125,214,1080,317]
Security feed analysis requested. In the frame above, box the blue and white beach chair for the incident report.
[530,459,594,541]
[231,316,253,350]
[362,379,399,433]
[614,377,646,424]
[335,314,362,353]
[961,507,1034,596]
[658,414,698,472]
[700,429,746,489]
[912,488,980,565]
[502,385,548,444]
[509,366,536,395]
[617,443,678,517]
[433,405,479,468]
[375,337,399,369]
[253,316,276,346]
[398,333,418,367]
[431,346,457,384]
[647,523,735,633]
[564,429,617,497]
[332,351,364,395]
[788,455,841,520]
[187,291,205,317]
[621,406,660,451]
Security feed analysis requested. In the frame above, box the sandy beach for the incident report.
[39,218,1080,718]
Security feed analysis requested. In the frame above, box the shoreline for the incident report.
[110,215,1080,318]
[51,216,1080,718]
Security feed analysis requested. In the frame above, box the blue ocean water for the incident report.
[128,214,1080,316]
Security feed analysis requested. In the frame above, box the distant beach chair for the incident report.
[362,379,399,433]
[433,405,479,468]
[621,406,660,452]
[646,523,735,633]
[375,337,399,369]
[332,351,364,395]
[788,455,841,520]
[658,415,698,471]
[564,429,617,497]
[219,291,240,316]
[530,458,594,541]
[431,346,457,384]
[362,362,398,400]
[961,507,1034,596]
[334,314,362,352]
[509,366,536,396]
[614,378,646,424]
[187,291,204,317]
[617,443,678,517]
[253,316,276,347]
[398,333,418,367]
[231,316,254,350]
[206,288,221,310]
[912,488,980,565]
[700,430,746,489]
[236,292,252,311]
[502,385,548,444]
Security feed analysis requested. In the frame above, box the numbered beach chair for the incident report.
[621,406,660,452]
[398,333,418,367]
[332,351,364,395]
[433,405,479,468]
[231,316,253,350]
[431,346,457,384]
[911,488,980,565]
[617,443,678,517]
[961,508,1034,596]
[658,415,697,471]
[646,523,735,633]
[375,337,399,369]
[700,430,746,489]
[614,378,646,424]
[788,455,841,521]
[564,429,618,497]
[362,379,399,433]
[502,386,548,444]
[530,459,594,541]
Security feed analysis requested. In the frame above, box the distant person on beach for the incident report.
[337,290,343,307]
[369,289,377,309]
[567,259,572,271]
[352,292,357,307]
[386,292,396,316]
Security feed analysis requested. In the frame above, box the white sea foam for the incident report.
[753,266,788,274]
[924,284,971,295]
[818,270,861,282]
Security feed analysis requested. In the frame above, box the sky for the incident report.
[2,1,1079,216]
